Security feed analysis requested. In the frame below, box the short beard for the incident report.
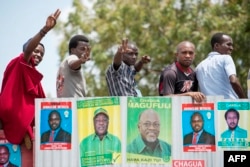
[229,126,237,131]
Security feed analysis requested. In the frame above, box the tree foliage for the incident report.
[55,0,250,97]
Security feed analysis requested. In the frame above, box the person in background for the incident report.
[195,32,246,99]
[41,110,71,143]
[56,35,91,97]
[158,41,205,102]
[127,109,171,159]
[0,145,18,167]
[183,112,215,145]
[0,9,61,149]
[106,39,151,96]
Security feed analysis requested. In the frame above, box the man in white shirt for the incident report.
[195,32,246,99]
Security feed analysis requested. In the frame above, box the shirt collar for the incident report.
[137,135,162,153]
[175,62,192,75]
[92,133,111,141]
[52,128,60,134]
[194,129,203,136]
[208,51,221,56]
[2,161,10,167]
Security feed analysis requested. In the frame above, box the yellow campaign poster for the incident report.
[77,97,121,167]
[126,97,172,165]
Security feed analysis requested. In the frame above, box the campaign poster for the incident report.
[40,101,72,150]
[78,97,122,167]
[126,97,172,165]
[217,101,250,149]
[182,103,216,152]
[0,134,21,167]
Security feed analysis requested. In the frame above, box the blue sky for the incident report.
[0,0,73,97]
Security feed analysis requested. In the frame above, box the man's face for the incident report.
[32,44,44,66]
[191,114,204,133]
[215,35,233,55]
[49,113,61,131]
[122,44,138,66]
[175,42,195,68]
[71,41,90,58]
[138,110,160,143]
[0,146,9,165]
[94,114,109,137]
[226,111,238,130]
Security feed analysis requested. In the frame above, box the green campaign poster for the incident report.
[126,97,172,164]
[217,101,250,149]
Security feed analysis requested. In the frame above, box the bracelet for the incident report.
[39,29,47,37]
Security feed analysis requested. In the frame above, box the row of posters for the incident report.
[37,97,250,167]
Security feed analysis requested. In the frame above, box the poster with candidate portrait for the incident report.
[217,101,250,150]
[126,97,172,165]
[182,103,216,152]
[0,142,21,167]
[0,131,21,167]
[77,97,122,167]
[40,101,72,150]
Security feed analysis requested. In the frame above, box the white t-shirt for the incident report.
[56,54,86,97]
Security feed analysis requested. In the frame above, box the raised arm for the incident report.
[69,45,91,70]
[23,9,61,63]
[134,55,151,72]
[113,39,128,70]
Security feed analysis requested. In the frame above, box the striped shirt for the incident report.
[106,62,139,96]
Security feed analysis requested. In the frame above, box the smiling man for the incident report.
[40,110,71,143]
[183,112,215,145]
[0,145,18,167]
[0,9,61,149]
[79,108,121,165]
[127,109,171,158]
[195,32,246,99]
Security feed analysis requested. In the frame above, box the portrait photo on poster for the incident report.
[40,106,72,150]
[77,97,122,167]
[217,101,250,150]
[126,97,172,164]
[182,103,216,152]
[0,143,21,167]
